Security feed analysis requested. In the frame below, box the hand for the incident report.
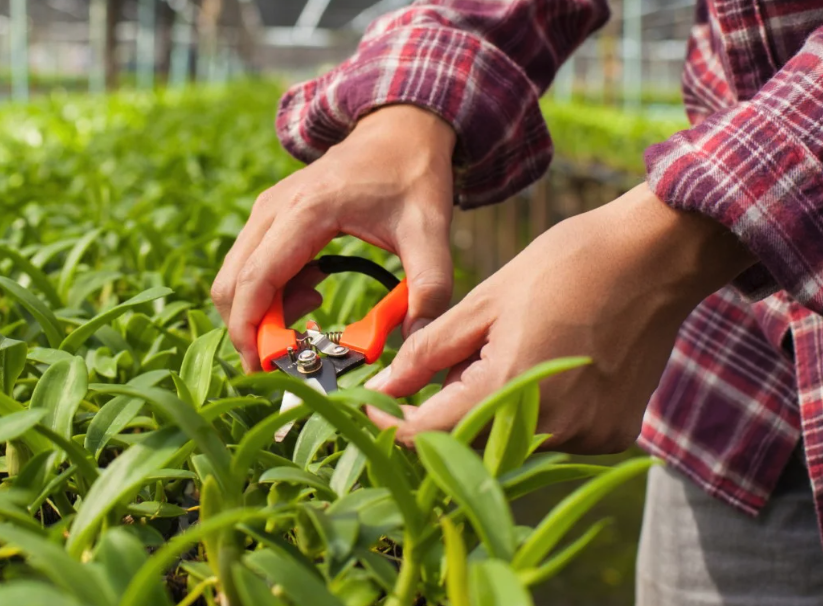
[212,105,457,371]
[365,184,756,453]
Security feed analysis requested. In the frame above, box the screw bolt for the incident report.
[297,349,321,373]
[333,345,346,354]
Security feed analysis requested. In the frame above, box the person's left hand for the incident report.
[364,184,756,453]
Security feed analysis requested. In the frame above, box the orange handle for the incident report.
[257,291,298,371]
[340,279,409,364]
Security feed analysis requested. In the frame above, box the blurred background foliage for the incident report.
[1,80,684,605]
[1,2,696,604]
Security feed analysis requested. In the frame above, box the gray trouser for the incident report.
[636,453,823,605]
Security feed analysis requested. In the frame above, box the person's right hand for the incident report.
[211,105,457,371]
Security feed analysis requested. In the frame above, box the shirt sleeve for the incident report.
[645,27,823,315]
[276,0,610,208]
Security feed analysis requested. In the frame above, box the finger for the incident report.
[282,264,327,325]
[283,288,323,326]
[367,404,418,434]
[365,294,491,397]
[394,358,499,446]
[366,359,472,433]
[212,193,279,325]
[228,210,337,369]
[396,213,453,337]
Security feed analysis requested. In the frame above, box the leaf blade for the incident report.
[415,431,516,561]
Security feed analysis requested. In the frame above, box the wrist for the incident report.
[591,183,757,308]
[351,104,457,157]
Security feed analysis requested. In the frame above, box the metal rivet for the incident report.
[297,349,321,373]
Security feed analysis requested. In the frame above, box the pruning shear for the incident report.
[257,255,408,440]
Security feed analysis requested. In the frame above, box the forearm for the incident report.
[645,26,823,314]
[278,0,610,209]
[595,184,757,314]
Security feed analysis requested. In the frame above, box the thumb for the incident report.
[396,218,454,337]
[366,295,490,397]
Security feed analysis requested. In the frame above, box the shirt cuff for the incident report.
[645,102,823,313]
[276,25,552,209]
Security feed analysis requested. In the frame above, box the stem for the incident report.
[217,529,244,606]
[386,534,420,606]
[176,577,218,606]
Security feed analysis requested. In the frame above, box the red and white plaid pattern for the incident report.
[276,0,823,536]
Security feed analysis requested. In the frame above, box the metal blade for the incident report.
[275,377,327,442]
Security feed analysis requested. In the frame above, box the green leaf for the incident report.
[0,336,27,396]
[187,308,214,339]
[68,269,123,308]
[0,276,63,348]
[517,519,612,586]
[84,370,170,457]
[230,403,312,478]
[57,228,101,301]
[302,505,359,564]
[483,382,539,477]
[259,466,337,501]
[94,526,171,605]
[153,300,192,327]
[126,501,189,518]
[200,473,223,575]
[330,442,366,497]
[0,392,50,454]
[469,559,533,606]
[32,424,99,487]
[500,458,607,501]
[442,517,470,606]
[180,327,225,407]
[120,508,267,606]
[0,522,110,606]
[355,549,398,593]
[246,548,346,606]
[60,286,173,353]
[88,384,233,493]
[453,358,591,445]
[328,387,404,419]
[331,573,380,606]
[66,426,189,557]
[513,457,656,570]
[28,347,75,365]
[415,431,516,561]
[30,357,88,440]
[171,371,195,406]
[0,581,85,606]
[0,409,46,442]
[233,373,420,534]
[327,487,392,517]
[233,564,287,606]
[0,243,62,307]
[293,413,337,469]
[527,433,552,456]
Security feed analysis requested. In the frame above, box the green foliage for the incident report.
[0,83,656,605]
[543,99,689,175]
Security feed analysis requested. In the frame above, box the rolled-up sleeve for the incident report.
[645,28,823,315]
[277,0,610,208]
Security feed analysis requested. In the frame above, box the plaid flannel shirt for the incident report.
[277,0,823,534]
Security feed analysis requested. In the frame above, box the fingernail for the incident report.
[365,366,392,391]
[409,318,432,335]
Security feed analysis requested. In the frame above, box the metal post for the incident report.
[622,0,642,110]
[10,0,29,102]
[169,7,192,87]
[553,55,575,103]
[89,0,107,93]
[136,0,156,89]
